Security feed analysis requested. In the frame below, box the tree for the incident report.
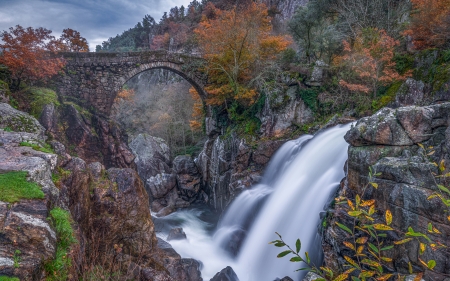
[288,2,344,63]
[403,0,450,50]
[337,29,408,99]
[195,2,291,109]
[0,25,65,90]
[59,28,89,52]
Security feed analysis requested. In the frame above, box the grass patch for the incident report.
[25,87,60,119]
[0,171,45,203]
[45,208,77,281]
[19,141,54,154]
[0,276,20,281]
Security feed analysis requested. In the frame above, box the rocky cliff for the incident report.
[323,102,450,280]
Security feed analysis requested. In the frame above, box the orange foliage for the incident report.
[115,88,135,103]
[151,33,170,50]
[189,87,204,131]
[195,2,291,108]
[0,25,65,89]
[59,28,89,52]
[337,29,409,98]
[403,0,450,50]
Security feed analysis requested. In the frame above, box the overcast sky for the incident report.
[0,0,193,50]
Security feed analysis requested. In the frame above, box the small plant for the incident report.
[19,141,54,154]
[13,250,21,268]
[0,171,45,203]
[3,127,13,132]
[0,276,20,281]
[45,208,77,281]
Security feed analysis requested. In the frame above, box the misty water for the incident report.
[153,123,352,280]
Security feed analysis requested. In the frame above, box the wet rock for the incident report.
[129,134,171,179]
[210,266,239,281]
[301,272,321,281]
[0,103,46,141]
[395,78,425,107]
[173,155,202,200]
[167,228,187,241]
[147,173,177,199]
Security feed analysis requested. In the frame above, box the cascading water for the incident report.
[155,123,352,280]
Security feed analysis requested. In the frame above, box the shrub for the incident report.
[25,87,60,118]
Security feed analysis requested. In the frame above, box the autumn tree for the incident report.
[195,2,291,110]
[0,25,65,90]
[337,28,408,98]
[403,0,450,50]
[59,28,89,52]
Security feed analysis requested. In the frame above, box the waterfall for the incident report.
[157,123,352,280]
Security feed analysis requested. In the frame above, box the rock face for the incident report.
[210,266,239,281]
[197,133,285,211]
[258,86,314,138]
[0,128,59,279]
[129,134,196,215]
[167,228,187,241]
[323,102,450,280]
[39,103,135,169]
[262,0,308,31]
[395,78,425,107]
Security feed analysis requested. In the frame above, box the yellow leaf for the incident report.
[377,274,393,281]
[427,150,435,156]
[357,245,364,254]
[361,199,375,207]
[418,258,427,268]
[369,205,375,216]
[347,199,355,210]
[419,243,426,255]
[394,238,413,245]
[333,273,348,281]
[447,215,450,221]
[344,256,359,269]
[439,159,446,172]
[356,195,361,206]
[344,268,356,275]
[433,227,441,234]
[356,237,368,244]
[414,273,424,281]
[381,257,393,262]
[373,224,394,231]
[343,241,355,251]
[360,271,376,278]
[418,143,424,150]
[371,182,379,189]
[385,210,392,226]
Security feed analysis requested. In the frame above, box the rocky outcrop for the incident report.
[258,86,314,138]
[262,0,308,31]
[39,103,135,168]
[167,228,187,241]
[395,78,425,107]
[0,103,46,141]
[197,133,285,211]
[0,128,59,279]
[323,103,450,280]
[210,266,239,281]
[129,134,196,216]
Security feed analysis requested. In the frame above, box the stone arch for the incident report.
[116,62,207,105]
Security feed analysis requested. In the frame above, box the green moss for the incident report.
[371,81,403,111]
[298,88,319,112]
[19,141,54,154]
[25,87,60,119]
[0,276,20,281]
[0,171,45,203]
[45,208,77,281]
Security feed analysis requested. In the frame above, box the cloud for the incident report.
[0,0,192,50]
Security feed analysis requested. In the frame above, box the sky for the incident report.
[0,0,193,50]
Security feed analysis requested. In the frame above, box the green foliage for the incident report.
[280,48,298,66]
[13,250,21,268]
[414,49,450,93]
[19,141,54,154]
[25,87,60,118]
[45,208,77,281]
[0,171,45,203]
[371,81,403,111]
[298,88,319,112]
[0,277,20,281]
[393,54,415,75]
[52,168,71,188]
[3,127,13,132]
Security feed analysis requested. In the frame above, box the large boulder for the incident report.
[395,78,425,107]
[0,103,46,141]
[324,102,450,280]
[173,155,202,201]
[210,266,239,281]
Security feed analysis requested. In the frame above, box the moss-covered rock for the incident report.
[0,103,46,141]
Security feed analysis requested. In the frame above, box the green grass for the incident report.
[19,141,54,154]
[0,276,20,281]
[25,87,60,119]
[0,171,45,203]
[45,208,77,281]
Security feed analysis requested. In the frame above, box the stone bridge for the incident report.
[55,51,207,116]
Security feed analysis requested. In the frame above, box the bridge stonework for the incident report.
[56,51,207,116]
